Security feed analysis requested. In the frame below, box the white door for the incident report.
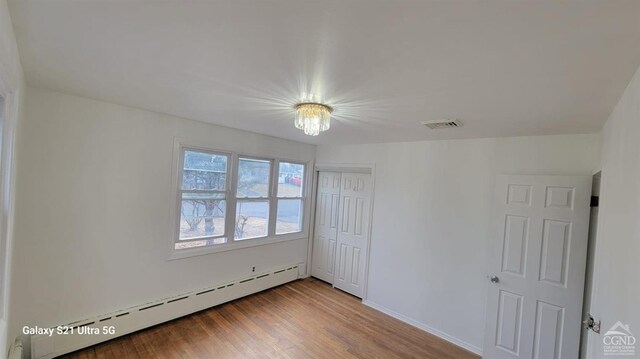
[334,172,371,298]
[311,172,342,283]
[484,175,592,359]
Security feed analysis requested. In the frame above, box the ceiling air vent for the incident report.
[420,119,462,130]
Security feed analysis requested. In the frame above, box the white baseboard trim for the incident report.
[362,300,483,356]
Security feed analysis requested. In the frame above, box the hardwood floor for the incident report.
[62,278,479,359]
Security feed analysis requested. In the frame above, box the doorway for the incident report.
[579,171,601,358]
[311,170,373,298]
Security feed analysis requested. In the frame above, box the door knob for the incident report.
[489,275,500,284]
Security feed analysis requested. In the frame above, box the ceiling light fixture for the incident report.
[294,102,333,136]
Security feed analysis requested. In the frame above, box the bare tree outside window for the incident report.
[179,151,228,240]
[174,148,306,251]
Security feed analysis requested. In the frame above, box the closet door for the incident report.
[311,172,341,283]
[334,173,371,298]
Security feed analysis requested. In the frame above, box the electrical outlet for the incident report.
[252,266,256,272]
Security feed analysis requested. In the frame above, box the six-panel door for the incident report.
[311,172,342,283]
[333,172,371,298]
[484,175,591,359]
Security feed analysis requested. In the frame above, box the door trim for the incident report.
[308,163,376,301]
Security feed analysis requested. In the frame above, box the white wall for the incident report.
[0,0,24,353]
[586,65,640,358]
[0,0,21,91]
[8,88,315,341]
[316,134,600,353]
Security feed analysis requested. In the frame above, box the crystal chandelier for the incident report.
[294,102,333,136]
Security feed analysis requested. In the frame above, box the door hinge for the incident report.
[590,196,599,207]
[583,314,601,333]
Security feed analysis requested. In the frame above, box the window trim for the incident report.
[168,139,310,260]
[0,84,20,321]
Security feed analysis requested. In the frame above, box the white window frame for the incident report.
[168,139,309,260]
[234,156,273,241]
[0,79,20,328]
[176,147,231,246]
[0,94,6,321]
[275,160,306,235]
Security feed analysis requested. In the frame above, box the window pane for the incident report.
[278,162,304,197]
[235,200,269,240]
[276,199,302,234]
[180,193,226,239]
[237,158,270,197]
[182,150,227,190]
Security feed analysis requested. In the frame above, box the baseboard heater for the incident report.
[30,264,302,359]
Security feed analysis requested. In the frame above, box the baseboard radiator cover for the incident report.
[30,264,302,359]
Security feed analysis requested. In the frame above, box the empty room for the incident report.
[0,0,639,358]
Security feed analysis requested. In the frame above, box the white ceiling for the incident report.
[8,0,640,145]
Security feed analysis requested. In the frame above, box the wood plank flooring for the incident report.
[62,278,479,359]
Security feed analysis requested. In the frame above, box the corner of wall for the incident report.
[585,61,640,358]
[0,0,27,354]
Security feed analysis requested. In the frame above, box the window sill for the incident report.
[167,233,307,261]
